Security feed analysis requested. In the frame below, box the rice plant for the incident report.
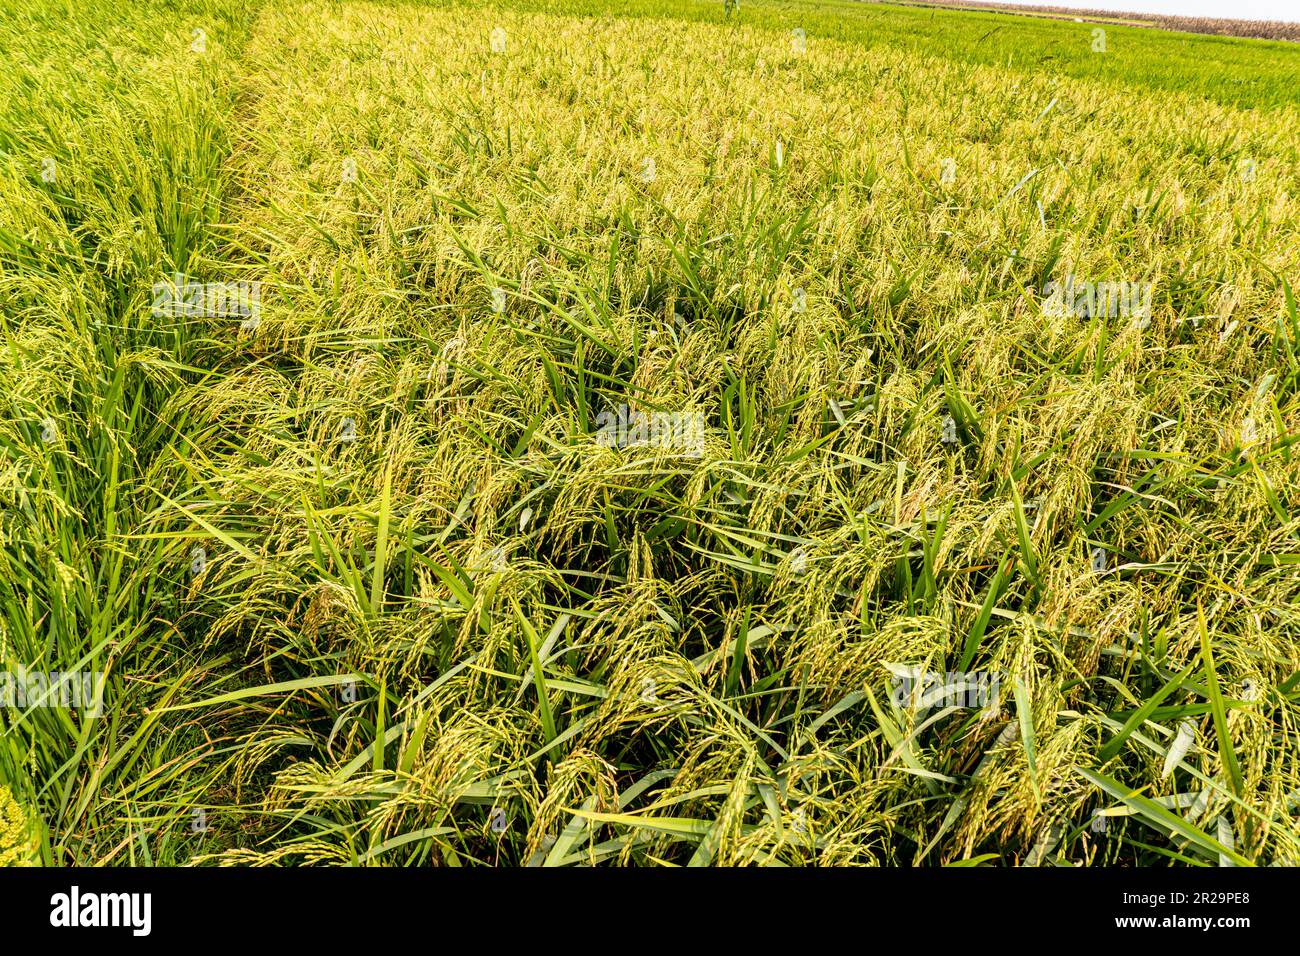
[1,0,1298,866]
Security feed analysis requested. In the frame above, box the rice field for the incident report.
[1,0,1298,867]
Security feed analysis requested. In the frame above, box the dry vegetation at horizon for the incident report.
[900,0,1300,42]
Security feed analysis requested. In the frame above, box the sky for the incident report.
[978,0,1300,21]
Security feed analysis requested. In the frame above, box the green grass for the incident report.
[1,0,1298,867]
[509,0,1300,110]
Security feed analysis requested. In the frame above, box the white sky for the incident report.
[980,0,1300,22]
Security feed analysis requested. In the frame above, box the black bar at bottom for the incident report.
[0,866,1285,944]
